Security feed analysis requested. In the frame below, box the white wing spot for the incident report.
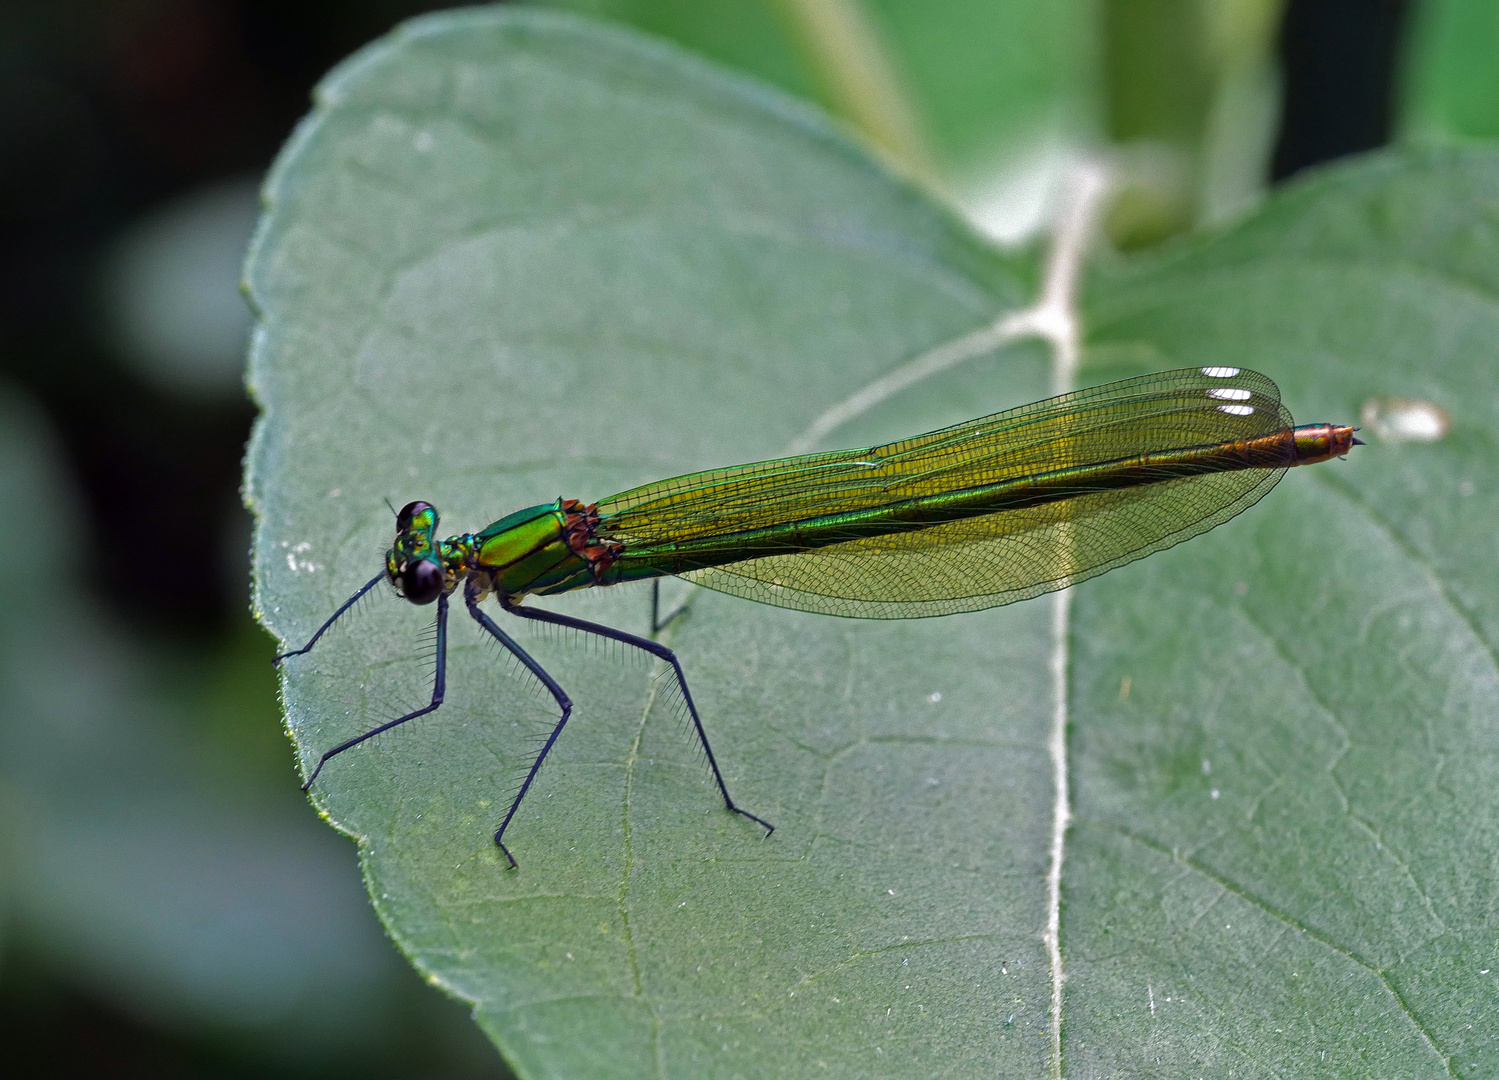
[1218,404,1254,416]
[1207,387,1252,401]
[1202,366,1240,377]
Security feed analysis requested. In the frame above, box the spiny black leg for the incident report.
[650,579,685,634]
[274,571,387,666]
[501,595,773,838]
[301,591,449,789]
[465,581,573,869]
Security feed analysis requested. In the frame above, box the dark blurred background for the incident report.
[0,0,1481,1075]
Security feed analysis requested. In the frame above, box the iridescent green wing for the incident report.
[598,367,1294,618]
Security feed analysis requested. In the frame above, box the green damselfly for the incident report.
[274,366,1358,866]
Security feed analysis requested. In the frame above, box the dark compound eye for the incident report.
[396,500,434,532]
[400,559,444,605]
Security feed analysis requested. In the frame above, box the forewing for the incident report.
[599,367,1294,618]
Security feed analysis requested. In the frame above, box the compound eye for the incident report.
[401,559,444,605]
[396,501,434,532]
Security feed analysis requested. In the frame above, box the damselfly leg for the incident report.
[499,595,774,840]
[272,571,386,665]
[462,580,574,869]
[650,579,686,634]
[300,592,450,790]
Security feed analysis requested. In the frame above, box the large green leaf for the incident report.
[246,8,1499,1077]
[247,9,1044,1078]
[1066,146,1499,1076]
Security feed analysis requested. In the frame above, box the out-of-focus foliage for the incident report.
[1400,0,1499,142]
[539,0,1097,170]
[0,388,504,1075]
[533,0,1286,247]
[1100,0,1284,244]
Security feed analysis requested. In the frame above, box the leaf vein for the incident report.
[1088,818,1456,1078]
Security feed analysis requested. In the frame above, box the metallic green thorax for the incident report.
[389,499,605,603]
[474,501,599,596]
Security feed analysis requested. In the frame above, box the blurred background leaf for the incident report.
[1,0,1492,1076]
[537,0,1101,242]
[0,388,500,1076]
[1399,0,1499,143]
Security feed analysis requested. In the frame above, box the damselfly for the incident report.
[274,366,1358,866]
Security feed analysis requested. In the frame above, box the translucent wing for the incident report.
[598,367,1294,618]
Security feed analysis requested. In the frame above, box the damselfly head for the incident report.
[396,500,436,532]
[386,500,445,604]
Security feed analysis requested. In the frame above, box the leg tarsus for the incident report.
[495,836,518,870]
[488,692,572,870]
[732,805,775,836]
